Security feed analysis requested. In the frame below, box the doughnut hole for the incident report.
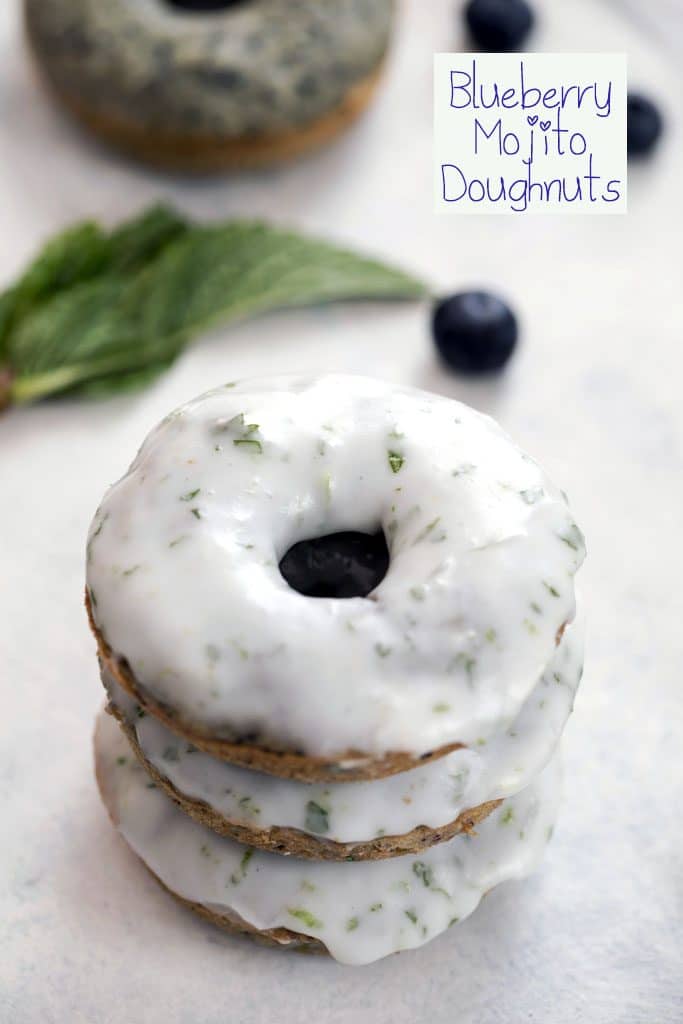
[165,1,247,12]
[279,530,389,599]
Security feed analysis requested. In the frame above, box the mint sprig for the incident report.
[0,205,427,408]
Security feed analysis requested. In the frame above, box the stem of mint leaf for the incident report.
[0,207,428,407]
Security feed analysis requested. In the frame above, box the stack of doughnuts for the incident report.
[25,0,394,170]
[87,375,585,965]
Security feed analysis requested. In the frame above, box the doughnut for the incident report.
[86,374,585,782]
[94,708,562,965]
[24,0,393,171]
[100,610,582,859]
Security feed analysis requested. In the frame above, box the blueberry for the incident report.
[627,93,663,158]
[432,291,518,373]
[279,531,389,599]
[464,0,534,52]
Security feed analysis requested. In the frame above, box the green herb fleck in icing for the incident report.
[413,516,446,545]
[122,564,140,577]
[388,451,404,474]
[404,909,418,925]
[169,535,187,548]
[287,908,323,929]
[304,801,330,835]
[500,806,514,825]
[116,756,127,766]
[410,585,426,601]
[238,795,260,816]
[233,439,263,454]
[449,916,460,927]
[433,702,450,713]
[450,652,476,684]
[485,628,497,643]
[180,489,200,502]
[413,861,449,897]
[135,705,146,719]
[230,848,253,885]
[542,581,560,597]
[530,602,543,615]
[558,523,584,552]
[162,746,179,762]
[520,487,543,504]
[374,643,392,658]
[190,508,201,519]
[346,917,359,932]
[370,902,383,912]
[523,618,539,635]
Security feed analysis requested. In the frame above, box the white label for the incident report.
[434,53,627,215]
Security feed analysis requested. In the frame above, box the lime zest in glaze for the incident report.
[287,908,323,929]
[233,439,263,454]
[180,488,200,502]
[543,581,561,597]
[346,917,359,932]
[558,524,584,552]
[413,861,449,897]
[304,801,330,835]
[230,848,254,884]
[388,451,404,473]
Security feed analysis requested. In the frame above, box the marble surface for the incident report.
[1,1,682,1021]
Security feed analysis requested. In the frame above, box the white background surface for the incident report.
[1,1,682,1021]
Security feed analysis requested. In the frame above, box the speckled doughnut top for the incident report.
[86,375,585,761]
[25,0,393,137]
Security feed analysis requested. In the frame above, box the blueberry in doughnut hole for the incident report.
[24,0,394,171]
[86,375,585,782]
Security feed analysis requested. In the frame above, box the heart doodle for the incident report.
[527,115,538,126]
[540,120,552,132]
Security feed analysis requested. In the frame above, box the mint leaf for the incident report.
[1,209,427,406]
[304,800,330,835]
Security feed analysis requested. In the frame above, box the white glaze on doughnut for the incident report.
[95,710,561,965]
[87,375,585,757]
[103,611,582,844]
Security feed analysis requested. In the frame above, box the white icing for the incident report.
[103,611,582,846]
[95,710,561,965]
[87,375,585,757]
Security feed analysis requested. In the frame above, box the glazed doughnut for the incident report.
[95,709,561,965]
[25,0,393,170]
[86,375,585,782]
[101,610,582,859]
